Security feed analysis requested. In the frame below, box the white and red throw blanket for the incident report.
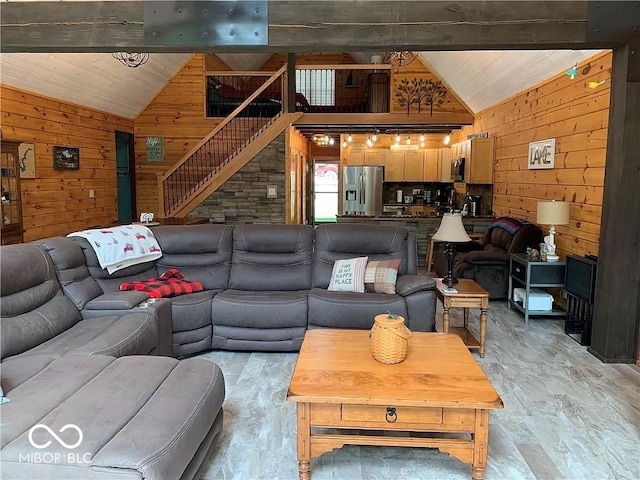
[119,269,204,298]
[68,225,162,274]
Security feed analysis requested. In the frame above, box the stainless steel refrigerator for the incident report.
[343,166,384,215]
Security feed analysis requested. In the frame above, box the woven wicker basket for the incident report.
[370,314,412,364]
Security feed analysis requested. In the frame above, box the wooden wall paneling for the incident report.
[0,84,131,241]
[389,58,473,117]
[134,54,225,214]
[458,52,611,260]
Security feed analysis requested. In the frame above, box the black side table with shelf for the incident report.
[508,253,566,324]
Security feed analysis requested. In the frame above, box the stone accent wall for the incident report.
[191,134,286,223]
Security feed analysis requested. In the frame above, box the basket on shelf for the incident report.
[370,313,412,364]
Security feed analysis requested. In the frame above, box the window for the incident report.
[295,69,335,106]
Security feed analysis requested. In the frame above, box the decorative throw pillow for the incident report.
[328,257,369,293]
[364,259,402,294]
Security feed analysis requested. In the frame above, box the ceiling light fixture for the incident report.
[347,133,353,143]
[395,134,401,144]
[371,133,378,142]
[566,63,579,80]
[366,137,374,148]
[419,134,425,142]
[312,134,335,146]
[444,134,451,145]
[384,51,418,68]
[112,52,150,68]
[406,136,412,145]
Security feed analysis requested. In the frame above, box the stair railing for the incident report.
[159,65,288,217]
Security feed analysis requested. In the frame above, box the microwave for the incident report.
[452,157,465,182]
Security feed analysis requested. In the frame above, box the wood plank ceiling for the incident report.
[0,50,602,118]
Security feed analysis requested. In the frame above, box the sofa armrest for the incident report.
[396,275,436,296]
[462,250,509,265]
[85,291,149,310]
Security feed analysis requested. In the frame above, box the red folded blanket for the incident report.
[120,269,204,298]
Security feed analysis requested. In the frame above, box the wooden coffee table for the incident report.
[287,329,503,480]
[435,278,489,358]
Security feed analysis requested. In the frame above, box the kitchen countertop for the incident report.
[337,215,496,220]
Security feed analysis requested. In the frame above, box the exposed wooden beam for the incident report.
[589,38,640,363]
[2,1,637,53]
[295,112,475,126]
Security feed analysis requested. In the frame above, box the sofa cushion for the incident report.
[364,259,401,294]
[0,355,224,480]
[1,244,82,360]
[11,312,159,359]
[211,290,308,328]
[153,224,233,290]
[313,224,410,288]
[229,224,314,291]
[328,256,368,293]
[308,288,407,329]
[35,237,104,309]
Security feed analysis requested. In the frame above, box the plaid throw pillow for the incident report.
[328,257,368,293]
[364,259,401,294]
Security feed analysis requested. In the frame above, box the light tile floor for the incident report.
[198,301,640,480]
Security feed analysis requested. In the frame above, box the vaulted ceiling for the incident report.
[0,50,602,119]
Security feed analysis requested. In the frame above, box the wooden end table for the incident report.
[287,330,503,480]
[435,278,489,358]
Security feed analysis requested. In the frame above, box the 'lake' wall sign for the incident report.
[528,138,556,169]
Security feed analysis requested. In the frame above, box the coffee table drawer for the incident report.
[342,405,443,425]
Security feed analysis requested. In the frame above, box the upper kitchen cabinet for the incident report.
[450,138,495,184]
[467,138,495,184]
[364,150,383,165]
[383,151,404,181]
[346,149,365,166]
[424,150,439,182]
[404,151,425,181]
[437,148,453,182]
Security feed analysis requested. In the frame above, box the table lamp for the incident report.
[537,200,570,262]
[433,213,472,286]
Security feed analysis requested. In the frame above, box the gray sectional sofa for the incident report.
[0,222,435,479]
[39,223,437,356]
[0,243,225,480]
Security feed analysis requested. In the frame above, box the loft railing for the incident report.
[160,65,287,217]
[205,64,392,116]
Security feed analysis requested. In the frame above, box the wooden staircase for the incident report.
[158,66,301,218]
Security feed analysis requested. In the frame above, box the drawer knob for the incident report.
[385,407,397,423]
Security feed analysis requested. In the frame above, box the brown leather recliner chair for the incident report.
[433,218,543,299]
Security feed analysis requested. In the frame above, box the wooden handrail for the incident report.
[162,64,287,181]
[295,64,392,70]
[205,70,275,76]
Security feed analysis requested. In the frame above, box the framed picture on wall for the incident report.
[53,146,80,170]
[18,143,36,178]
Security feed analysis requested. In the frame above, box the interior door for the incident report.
[115,130,135,223]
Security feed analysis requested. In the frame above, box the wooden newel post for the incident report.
[287,53,296,113]
[156,173,166,218]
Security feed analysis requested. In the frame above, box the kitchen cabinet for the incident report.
[404,151,425,181]
[450,138,495,184]
[364,150,383,165]
[437,148,453,182]
[346,150,364,166]
[1,140,24,245]
[383,151,404,181]
[424,149,439,181]
[467,137,495,184]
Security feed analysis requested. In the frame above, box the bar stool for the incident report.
[426,231,485,272]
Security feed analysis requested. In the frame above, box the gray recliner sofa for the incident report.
[0,243,226,480]
[38,223,436,356]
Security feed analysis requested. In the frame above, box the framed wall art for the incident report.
[528,138,556,170]
[18,142,35,178]
[146,137,165,162]
[53,146,80,170]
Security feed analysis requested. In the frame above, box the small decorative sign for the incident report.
[53,146,80,170]
[467,132,489,140]
[528,138,556,170]
[146,137,165,163]
[18,143,35,178]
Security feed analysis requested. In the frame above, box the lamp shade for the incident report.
[432,213,472,243]
[537,201,570,225]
